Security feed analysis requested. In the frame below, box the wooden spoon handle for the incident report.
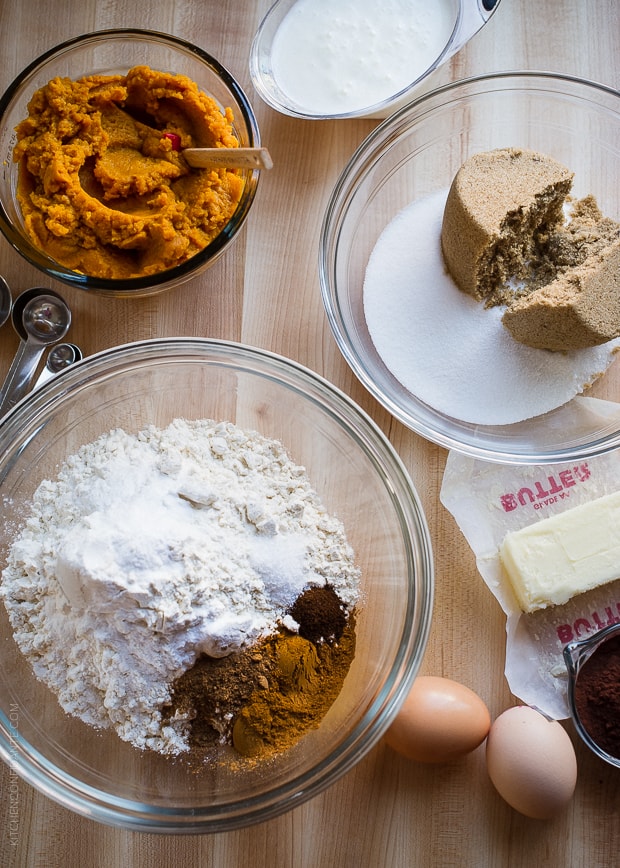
[182,147,273,170]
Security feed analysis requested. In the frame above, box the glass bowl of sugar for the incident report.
[0,338,433,832]
[249,0,502,120]
[319,71,620,464]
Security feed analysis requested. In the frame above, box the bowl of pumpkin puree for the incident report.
[0,30,262,296]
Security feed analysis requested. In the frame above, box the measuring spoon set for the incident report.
[0,278,82,417]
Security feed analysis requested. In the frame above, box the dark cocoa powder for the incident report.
[573,632,620,760]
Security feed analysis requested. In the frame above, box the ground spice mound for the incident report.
[165,594,356,767]
[163,642,275,755]
[289,584,347,643]
[573,633,620,760]
[232,615,356,761]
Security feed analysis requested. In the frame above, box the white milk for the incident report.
[270,0,456,115]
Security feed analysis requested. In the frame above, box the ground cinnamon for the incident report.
[573,632,620,759]
[232,616,356,759]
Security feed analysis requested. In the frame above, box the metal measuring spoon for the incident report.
[0,288,71,416]
[34,342,83,389]
[0,276,12,329]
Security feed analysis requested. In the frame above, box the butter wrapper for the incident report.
[440,405,620,720]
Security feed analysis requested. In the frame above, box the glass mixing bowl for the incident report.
[319,72,620,464]
[249,0,502,120]
[0,30,261,297]
[0,338,433,832]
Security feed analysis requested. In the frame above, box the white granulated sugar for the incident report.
[363,189,620,425]
[0,418,360,755]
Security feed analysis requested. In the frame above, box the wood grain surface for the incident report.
[0,1,618,866]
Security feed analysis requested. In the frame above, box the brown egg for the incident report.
[486,706,577,819]
[384,675,491,763]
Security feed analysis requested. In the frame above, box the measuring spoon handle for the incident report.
[0,338,45,417]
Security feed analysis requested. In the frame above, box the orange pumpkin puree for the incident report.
[13,65,245,279]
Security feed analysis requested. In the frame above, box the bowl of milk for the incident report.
[249,0,502,120]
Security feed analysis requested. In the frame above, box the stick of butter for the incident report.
[499,490,620,613]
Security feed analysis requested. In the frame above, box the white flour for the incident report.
[0,418,360,755]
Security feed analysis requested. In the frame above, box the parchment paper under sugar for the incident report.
[440,407,620,719]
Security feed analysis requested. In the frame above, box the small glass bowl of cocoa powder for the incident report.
[564,623,620,769]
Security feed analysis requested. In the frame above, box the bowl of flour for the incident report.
[0,338,432,832]
[319,72,620,464]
